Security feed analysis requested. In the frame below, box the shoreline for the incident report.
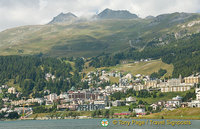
[1,116,200,122]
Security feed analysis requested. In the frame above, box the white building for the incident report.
[188,88,200,107]
[124,73,132,79]
[8,87,16,94]
[133,108,145,114]
[126,96,136,103]
[166,100,182,107]
[49,93,58,102]
[172,96,183,100]
[112,100,125,107]
[188,100,200,108]
[59,93,69,99]
[196,88,200,100]
[99,76,109,82]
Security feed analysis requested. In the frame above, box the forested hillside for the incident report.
[0,56,86,97]
[90,33,200,77]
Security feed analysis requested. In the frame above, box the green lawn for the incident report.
[110,106,129,113]
[108,59,173,77]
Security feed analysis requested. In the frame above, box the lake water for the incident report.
[0,119,199,129]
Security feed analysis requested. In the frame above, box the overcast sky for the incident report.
[0,0,200,31]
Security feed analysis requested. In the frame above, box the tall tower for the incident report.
[179,74,182,83]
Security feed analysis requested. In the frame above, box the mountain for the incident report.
[145,16,155,19]
[48,12,77,24]
[96,8,138,19]
[0,11,200,58]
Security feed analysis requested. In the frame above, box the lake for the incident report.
[0,119,199,129]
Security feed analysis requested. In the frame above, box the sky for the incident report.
[0,0,200,31]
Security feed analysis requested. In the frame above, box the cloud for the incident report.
[0,0,200,31]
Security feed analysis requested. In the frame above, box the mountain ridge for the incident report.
[48,12,77,24]
[0,11,200,57]
[96,8,138,19]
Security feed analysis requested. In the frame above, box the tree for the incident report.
[103,110,110,118]
[8,112,20,119]
[91,110,97,118]
[138,100,144,105]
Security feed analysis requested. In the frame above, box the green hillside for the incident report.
[1,12,200,58]
[84,59,173,77]
[143,108,200,120]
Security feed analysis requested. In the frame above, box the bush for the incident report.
[8,112,20,119]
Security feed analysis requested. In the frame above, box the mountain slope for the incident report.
[0,11,200,58]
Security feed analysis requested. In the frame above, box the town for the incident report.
[0,68,200,120]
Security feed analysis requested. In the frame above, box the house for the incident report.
[57,104,69,110]
[115,72,121,77]
[102,70,106,76]
[48,93,58,102]
[133,108,146,115]
[166,96,182,108]
[45,100,53,105]
[126,97,136,103]
[99,76,109,82]
[135,74,141,78]
[188,88,200,107]
[124,73,132,79]
[112,100,125,107]
[196,88,200,100]
[44,90,50,95]
[157,101,166,106]
[119,78,129,86]
[145,80,160,88]
[45,73,56,81]
[181,102,188,108]
[94,100,105,105]
[59,92,69,100]
[8,87,16,94]
[188,100,200,107]
[1,85,8,89]
[166,100,182,108]
[172,96,183,100]
[150,104,158,110]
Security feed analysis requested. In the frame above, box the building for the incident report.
[145,80,160,88]
[172,96,183,100]
[184,75,200,84]
[196,88,200,100]
[126,97,136,103]
[77,104,105,111]
[133,85,147,91]
[188,88,200,108]
[49,93,58,102]
[124,73,132,80]
[59,92,69,99]
[166,99,182,108]
[99,76,109,82]
[112,100,125,107]
[133,108,145,115]
[8,87,16,94]
[150,104,158,110]
[161,85,192,92]
[188,100,200,108]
